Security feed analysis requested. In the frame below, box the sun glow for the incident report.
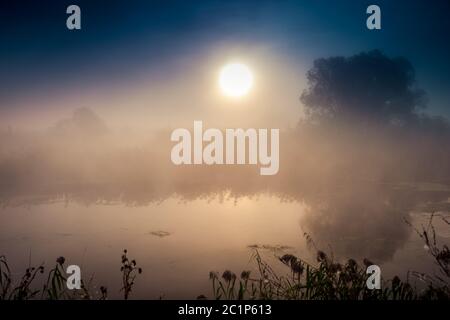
[219,63,253,98]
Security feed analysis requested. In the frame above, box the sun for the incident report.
[219,63,253,98]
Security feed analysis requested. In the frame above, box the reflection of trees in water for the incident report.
[1,51,450,263]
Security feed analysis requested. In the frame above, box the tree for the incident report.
[300,50,427,126]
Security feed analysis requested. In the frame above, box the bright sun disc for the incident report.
[219,63,253,97]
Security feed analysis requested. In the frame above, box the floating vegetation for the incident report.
[149,230,171,238]
[247,244,292,251]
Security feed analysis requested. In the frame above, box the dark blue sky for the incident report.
[1,0,450,116]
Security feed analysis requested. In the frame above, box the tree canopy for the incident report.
[301,50,427,126]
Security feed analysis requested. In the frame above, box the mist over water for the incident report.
[1,109,449,264]
[1,51,450,298]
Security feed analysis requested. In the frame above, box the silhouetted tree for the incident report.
[300,50,427,126]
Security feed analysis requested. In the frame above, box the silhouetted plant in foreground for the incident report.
[120,249,143,300]
[207,216,450,300]
[208,250,416,300]
[0,249,142,300]
[0,255,44,300]
[42,256,100,300]
[42,257,68,300]
[405,213,450,299]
